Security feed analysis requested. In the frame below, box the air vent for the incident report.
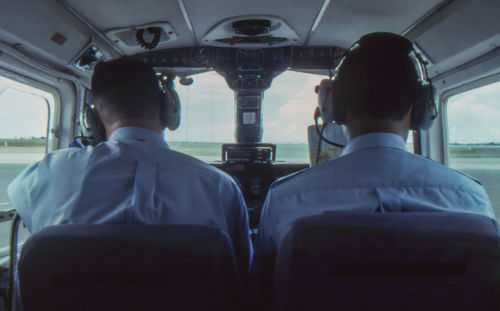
[232,19,271,36]
[73,43,106,71]
[216,36,287,45]
[105,22,178,53]
[202,15,299,47]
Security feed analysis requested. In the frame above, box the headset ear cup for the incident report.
[160,89,180,131]
[159,92,169,128]
[317,79,335,124]
[166,89,180,131]
[419,83,437,130]
[81,104,105,146]
[331,79,345,124]
[410,83,437,130]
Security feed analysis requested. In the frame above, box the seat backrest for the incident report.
[18,224,241,311]
[272,212,500,311]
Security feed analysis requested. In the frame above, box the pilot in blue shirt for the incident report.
[252,33,494,302]
[256,132,494,263]
[8,57,253,275]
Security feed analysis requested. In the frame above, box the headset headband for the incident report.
[317,32,437,130]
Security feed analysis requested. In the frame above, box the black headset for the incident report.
[79,76,180,147]
[317,32,437,131]
[158,76,181,131]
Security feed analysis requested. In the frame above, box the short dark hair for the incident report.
[337,33,419,120]
[91,57,161,122]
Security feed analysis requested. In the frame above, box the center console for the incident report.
[212,143,309,228]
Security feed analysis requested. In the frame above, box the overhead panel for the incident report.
[63,0,194,49]
[201,16,300,47]
[0,0,90,65]
[406,0,500,76]
[309,0,445,48]
[182,0,326,46]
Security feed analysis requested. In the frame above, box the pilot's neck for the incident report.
[104,119,163,140]
[344,113,411,143]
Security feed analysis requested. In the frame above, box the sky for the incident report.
[166,70,323,143]
[0,72,499,144]
[262,71,322,143]
[0,76,51,138]
[447,80,500,144]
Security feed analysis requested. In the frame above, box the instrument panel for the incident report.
[138,46,325,225]
[212,162,309,228]
[139,46,342,71]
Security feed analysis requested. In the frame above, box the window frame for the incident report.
[0,69,60,263]
[0,68,60,153]
[441,73,500,166]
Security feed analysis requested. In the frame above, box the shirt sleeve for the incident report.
[250,186,277,307]
[220,178,253,280]
[474,184,496,219]
[7,160,46,232]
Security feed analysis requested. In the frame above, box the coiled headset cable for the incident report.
[314,107,346,148]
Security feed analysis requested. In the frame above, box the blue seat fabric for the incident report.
[18,224,241,311]
[272,212,500,311]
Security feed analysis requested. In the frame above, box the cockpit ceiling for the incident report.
[63,0,325,47]
[308,0,445,47]
[61,0,194,48]
[63,0,446,49]
[1,0,499,79]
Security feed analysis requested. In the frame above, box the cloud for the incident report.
[166,120,235,143]
[171,70,326,144]
[446,81,500,143]
[0,87,50,138]
[175,72,234,107]
[3,67,498,146]
[169,72,235,142]
[263,72,324,143]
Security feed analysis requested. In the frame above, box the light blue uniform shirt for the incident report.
[253,132,495,280]
[8,127,253,274]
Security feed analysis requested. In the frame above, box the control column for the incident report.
[235,92,263,143]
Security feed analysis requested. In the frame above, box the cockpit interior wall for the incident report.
[1,0,500,308]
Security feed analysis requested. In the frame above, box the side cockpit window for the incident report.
[0,75,54,259]
[446,80,500,219]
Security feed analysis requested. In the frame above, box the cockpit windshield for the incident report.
[166,71,234,162]
[167,70,325,162]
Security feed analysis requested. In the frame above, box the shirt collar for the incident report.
[341,132,407,156]
[108,127,168,148]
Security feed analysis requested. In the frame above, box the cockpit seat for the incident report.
[17,224,241,311]
[272,212,500,311]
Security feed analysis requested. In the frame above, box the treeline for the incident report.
[450,142,500,145]
[0,138,45,147]
[449,144,500,158]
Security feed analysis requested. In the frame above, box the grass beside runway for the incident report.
[0,138,45,147]
[1,138,498,158]
[449,144,500,158]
